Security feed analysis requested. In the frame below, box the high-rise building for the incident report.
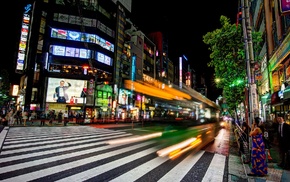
[15,0,118,119]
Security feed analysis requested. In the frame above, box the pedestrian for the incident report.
[22,110,28,127]
[30,110,37,125]
[247,117,268,177]
[48,110,54,125]
[63,111,68,126]
[40,111,46,126]
[57,110,63,124]
[276,114,290,169]
[15,109,22,125]
[239,121,250,155]
[7,109,15,126]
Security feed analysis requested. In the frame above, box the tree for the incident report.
[203,15,262,113]
[0,69,11,106]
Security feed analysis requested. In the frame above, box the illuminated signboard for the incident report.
[280,0,290,14]
[50,45,91,59]
[131,55,136,81]
[50,28,114,52]
[95,52,112,66]
[179,57,182,89]
[16,4,32,72]
[46,77,87,104]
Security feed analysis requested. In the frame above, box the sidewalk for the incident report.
[4,120,79,127]
[228,122,290,182]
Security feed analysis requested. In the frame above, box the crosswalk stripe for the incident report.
[201,153,226,182]
[2,131,131,149]
[0,133,132,155]
[109,154,170,182]
[4,130,125,144]
[55,145,163,182]
[0,141,156,181]
[0,126,229,182]
[5,126,98,138]
[157,150,205,182]
[0,134,128,163]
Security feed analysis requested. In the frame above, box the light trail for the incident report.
[106,132,163,145]
[156,137,198,157]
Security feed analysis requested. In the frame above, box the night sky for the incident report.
[6,1,25,83]
[130,0,239,100]
[7,0,239,101]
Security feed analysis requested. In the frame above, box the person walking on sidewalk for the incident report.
[48,110,55,125]
[57,110,63,124]
[22,110,28,127]
[15,108,22,125]
[239,121,250,155]
[63,111,68,126]
[276,114,290,169]
[248,117,268,177]
[40,111,46,126]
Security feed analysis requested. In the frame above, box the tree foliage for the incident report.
[203,15,262,112]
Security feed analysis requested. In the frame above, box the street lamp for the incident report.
[215,78,221,83]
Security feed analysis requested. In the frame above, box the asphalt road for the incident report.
[0,123,230,182]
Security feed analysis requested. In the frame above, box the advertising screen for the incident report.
[86,33,96,43]
[96,52,112,66]
[52,45,65,56]
[46,77,87,104]
[51,28,67,39]
[96,52,105,63]
[67,31,81,41]
[100,38,106,48]
[49,27,114,53]
[65,47,76,57]
[118,89,131,105]
[79,48,91,59]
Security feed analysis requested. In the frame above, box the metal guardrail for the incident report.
[233,122,250,164]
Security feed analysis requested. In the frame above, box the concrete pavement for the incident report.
[228,122,290,182]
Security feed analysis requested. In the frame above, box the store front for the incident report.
[283,85,290,100]
[270,90,289,117]
[116,88,132,120]
[95,84,113,121]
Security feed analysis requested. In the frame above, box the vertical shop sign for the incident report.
[251,84,259,114]
[16,3,33,72]
[179,57,182,89]
[131,55,136,81]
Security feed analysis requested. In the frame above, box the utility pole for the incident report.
[241,0,258,150]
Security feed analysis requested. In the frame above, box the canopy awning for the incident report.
[271,91,280,105]
[266,93,272,104]
[283,86,290,100]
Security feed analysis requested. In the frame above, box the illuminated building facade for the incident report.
[249,0,290,121]
[15,0,118,121]
[14,0,219,122]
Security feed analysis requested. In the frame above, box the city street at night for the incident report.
[2,0,290,181]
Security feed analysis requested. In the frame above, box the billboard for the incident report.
[46,77,87,104]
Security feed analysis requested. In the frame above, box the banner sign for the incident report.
[280,0,290,14]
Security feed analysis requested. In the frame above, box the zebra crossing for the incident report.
[0,126,228,182]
